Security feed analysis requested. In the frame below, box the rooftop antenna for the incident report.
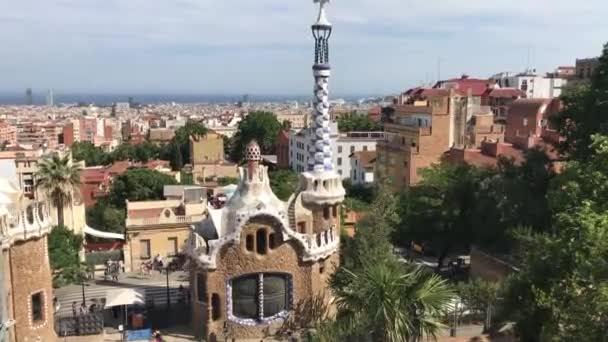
[437,57,442,83]
[526,46,531,72]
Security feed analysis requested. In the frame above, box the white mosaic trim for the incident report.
[226,273,293,326]
[27,289,48,330]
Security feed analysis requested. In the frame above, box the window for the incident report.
[31,292,44,323]
[256,229,267,255]
[211,293,221,321]
[354,171,357,181]
[167,237,178,257]
[231,274,290,321]
[363,145,368,151]
[269,233,276,250]
[140,239,151,259]
[319,260,325,274]
[297,222,306,234]
[197,273,207,303]
[246,234,254,252]
[332,205,338,218]
[338,170,342,175]
[338,146,342,153]
[523,118,528,127]
[337,158,342,166]
[323,206,330,220]
[350,146,355,153]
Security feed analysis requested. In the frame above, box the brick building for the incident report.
[0,174,56,342]
[275,130,290,169]
[376,91,453,190]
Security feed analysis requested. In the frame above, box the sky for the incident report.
[1,0,608,96]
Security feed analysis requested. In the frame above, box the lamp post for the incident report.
[165,266,171,310]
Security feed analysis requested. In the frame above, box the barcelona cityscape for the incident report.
[1,0,608,341]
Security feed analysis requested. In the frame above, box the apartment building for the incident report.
[0,121,17,146]
[376,93,452,190]
[491,71,567,99]
[288,122,383,179]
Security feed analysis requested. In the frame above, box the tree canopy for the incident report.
[107,168,177,208]
[48,225,86,287]
[269,170,299,201]
[554,43,608,160]
[337,113,380,132]
[230,111,282,162]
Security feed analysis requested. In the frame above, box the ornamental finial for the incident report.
[313,0,331,26]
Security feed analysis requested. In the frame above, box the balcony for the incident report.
[126,214,205,228]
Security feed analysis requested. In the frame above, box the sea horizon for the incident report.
[0,92,382,106]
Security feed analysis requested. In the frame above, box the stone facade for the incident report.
[191,216,339,340]
[187,140,344,340]
[7,237,55,342]
[0,178,56,342]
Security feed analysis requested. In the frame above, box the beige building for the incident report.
[187,141,344,340]
[0,175,56,342]
[276,112,308,129]
[123,186,207,273]
[190,131,237,181]
[190,131,225,165]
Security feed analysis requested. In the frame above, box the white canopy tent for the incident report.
[104,288,145,308]
[84,224,125,240]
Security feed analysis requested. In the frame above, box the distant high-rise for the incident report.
[46,89,54,106]
[25,88,33,105]
[128,96,134,109]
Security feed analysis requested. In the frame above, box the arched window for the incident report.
[211,293,221,321]
[323,206,330,220]
[256,229,267,255]
[196,273,207,303]
[245,234,254,252]
[230,273,290,322]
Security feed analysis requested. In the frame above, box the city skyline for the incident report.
[2,0,608,95]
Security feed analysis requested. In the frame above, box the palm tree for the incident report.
[333,261,455,342]
[36,154,81,228]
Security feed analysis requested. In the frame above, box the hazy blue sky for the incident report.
[1,0,608,95]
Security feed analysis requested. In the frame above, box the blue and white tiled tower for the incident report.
[309,0,333,173]
[301,0,344,206]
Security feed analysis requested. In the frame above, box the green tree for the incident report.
[231,111,282,162]
[503,136,608,341]
[107,169,177,208]
[553,43,608,160]
[36,154,81,227]
[48,225,86,287]
[332,262,455,341]
[71,141,111,166]
[269,170,299,201]
[337,113,380,132]
[397,162,484,269]
[169,143,184,171]
[110,142,136,161]
[86,199,126,234]
[133,141,159,163]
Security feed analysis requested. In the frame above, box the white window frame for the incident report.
[226,273,292,326]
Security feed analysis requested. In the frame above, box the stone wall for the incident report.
[8,236,56,342]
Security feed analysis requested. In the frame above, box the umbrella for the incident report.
[104,288,145,308]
